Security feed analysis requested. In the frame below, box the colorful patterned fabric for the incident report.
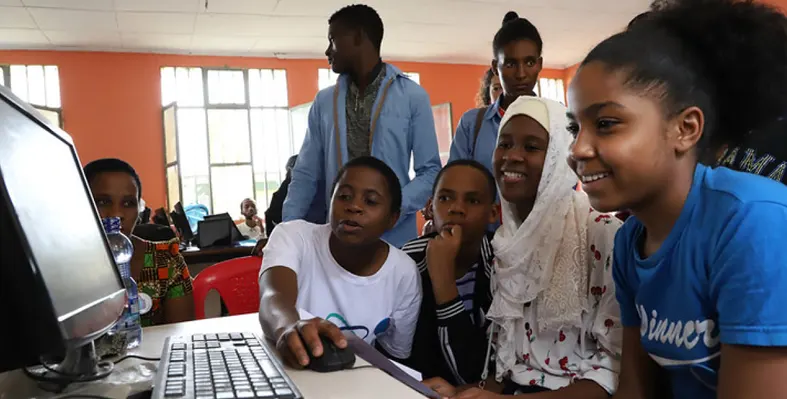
[133,236,193,327]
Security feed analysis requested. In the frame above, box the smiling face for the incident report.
[431,165,497,246]
[566,61,684,212]
[329,166,398,246]
[493,115,549,206]
[493,39,542,99]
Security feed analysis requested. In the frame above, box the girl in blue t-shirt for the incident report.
[565,1,787,398]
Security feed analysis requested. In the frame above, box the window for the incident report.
[318,68,340,90]
[317,68,420,90]
[534,78,566,105]
[161,67,297,220]
[0,65,62,127]
[404,72,420,85]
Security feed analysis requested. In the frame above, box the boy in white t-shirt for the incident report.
[258,156,422,369]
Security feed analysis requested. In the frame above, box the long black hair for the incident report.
[582,0,787,162]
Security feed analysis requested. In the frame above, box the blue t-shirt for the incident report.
[613,164,787,398]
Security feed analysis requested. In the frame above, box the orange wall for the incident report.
[0,50,566,209]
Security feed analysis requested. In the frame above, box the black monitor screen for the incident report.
[0,92,124,345]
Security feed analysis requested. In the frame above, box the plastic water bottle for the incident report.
[102,217,142,350]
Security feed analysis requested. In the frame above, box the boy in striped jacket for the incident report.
[401,160,498,385]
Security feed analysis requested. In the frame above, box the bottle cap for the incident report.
[102,217,122,234]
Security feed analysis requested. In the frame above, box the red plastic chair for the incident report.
[192,256,262,319]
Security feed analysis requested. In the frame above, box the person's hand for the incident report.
[451,388,505,399]
[426,225,463,284]
[423,377,457,398]
[252,215,264,228]
[251,239,265,257]
[274,317,347,369]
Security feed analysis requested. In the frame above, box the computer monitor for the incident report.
[0,86,126,376]
[197,212,243,248]
[171,202,194,244]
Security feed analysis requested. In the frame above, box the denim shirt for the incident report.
[448,97,503,173]
[283,64,441,247]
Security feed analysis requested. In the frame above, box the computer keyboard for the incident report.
[151,332,303,399]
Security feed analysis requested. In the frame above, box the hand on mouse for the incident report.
[275,317,347,369]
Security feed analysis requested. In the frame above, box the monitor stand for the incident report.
[24,340,114,391]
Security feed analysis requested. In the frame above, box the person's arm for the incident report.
[259,267,347,368]
[711,203,787,398]
[611,327,659,399]
[604,220,659,399]
[718,345,787,399]
[258,266,301,345]
[283,100,324,222]
[162,245,195,324]
[426,226,489,385]
[258,222,347,368]
[448,111,473,163]
[401,87,441,218]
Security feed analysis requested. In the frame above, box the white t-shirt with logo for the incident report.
[259,220,422,359]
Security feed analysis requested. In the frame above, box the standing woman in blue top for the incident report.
[567,1,787,398]
[448,11,543,173]
[283,4,441,248]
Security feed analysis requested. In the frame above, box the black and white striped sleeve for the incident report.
[402,234,488,385]
[436,235,494,385]
[435,296,486,385]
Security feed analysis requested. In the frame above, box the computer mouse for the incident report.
[307,335,356,372]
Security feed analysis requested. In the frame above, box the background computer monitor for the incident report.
[197,212,243,248]
[171,202,194,244]
[0,86,126,373]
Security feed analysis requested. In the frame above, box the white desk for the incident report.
[0,314,423,399]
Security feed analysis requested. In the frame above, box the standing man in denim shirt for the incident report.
[283,4,441,248]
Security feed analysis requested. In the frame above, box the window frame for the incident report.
[162,66,292,216]
[534,77,566,105]
[0,64,64,128]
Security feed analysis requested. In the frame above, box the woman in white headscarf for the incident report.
[425,96,622,399]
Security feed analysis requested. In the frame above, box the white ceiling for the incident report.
[0,0,650,68]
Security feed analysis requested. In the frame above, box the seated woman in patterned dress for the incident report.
[84,158,194,326]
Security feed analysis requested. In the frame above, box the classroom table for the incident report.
[0,313,423,399]
[181,240,263,266]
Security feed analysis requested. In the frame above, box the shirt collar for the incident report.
[369,60,384,82]
[484,96,504,121]
[349,60,385,90]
